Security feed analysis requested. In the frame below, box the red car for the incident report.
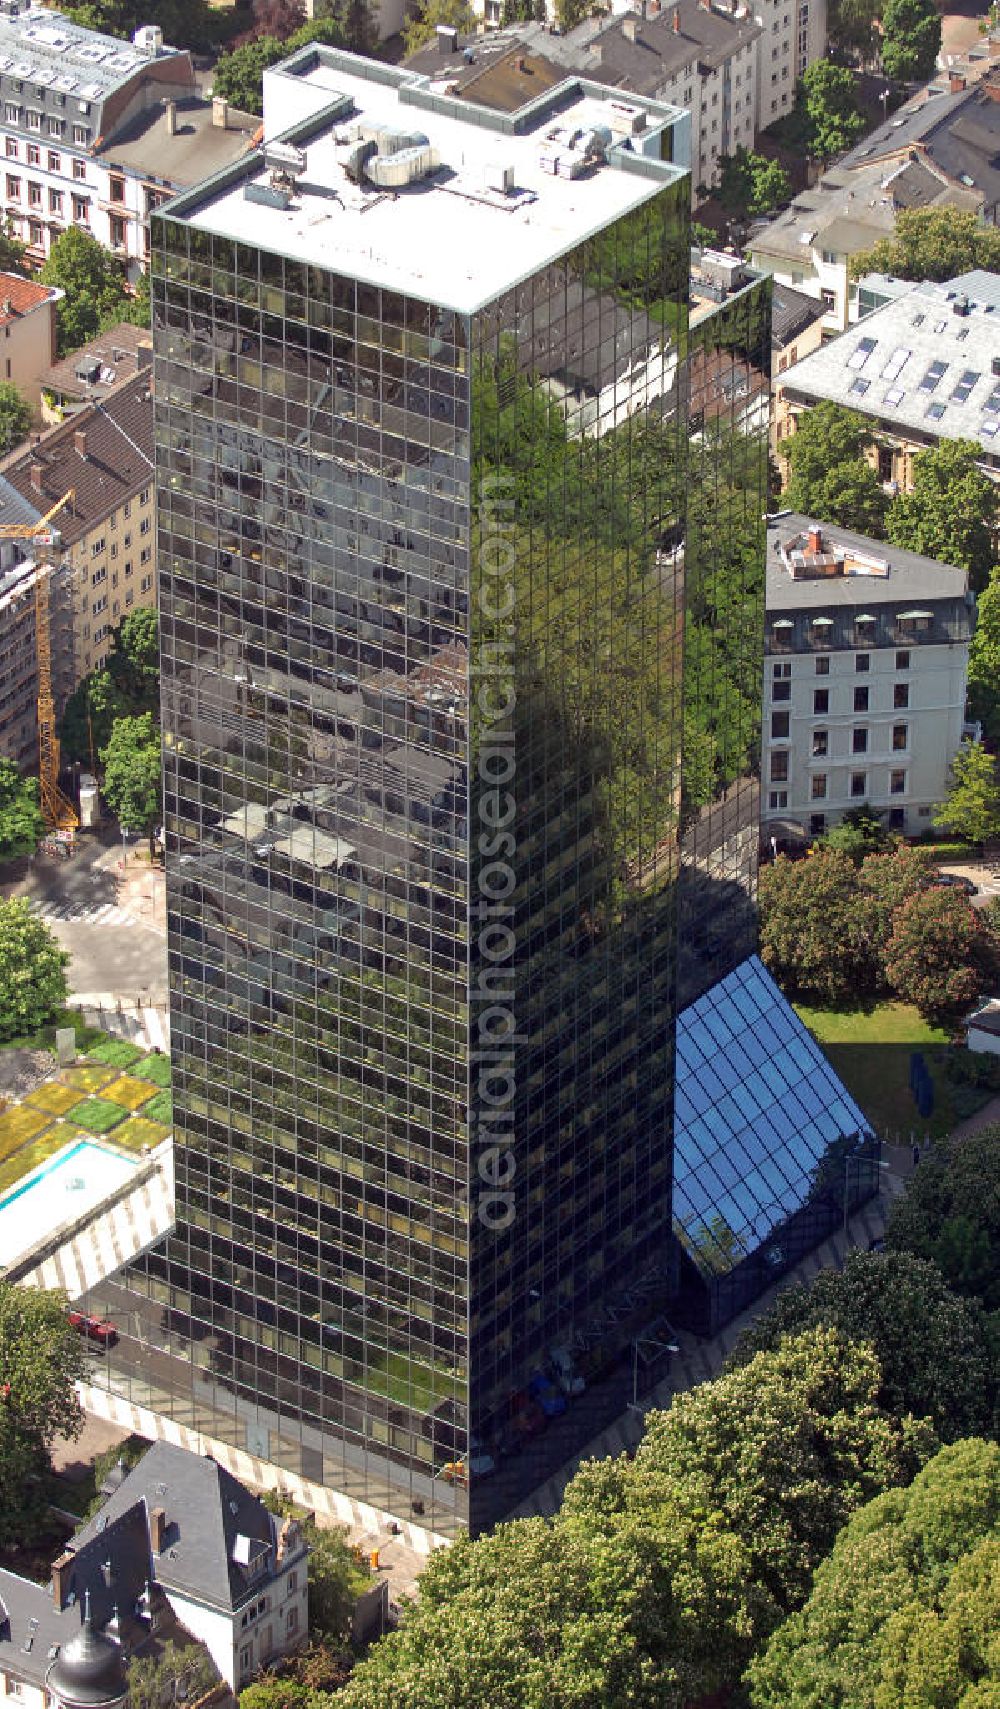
[509,1389,547,1440]
[67,1311,118,1347]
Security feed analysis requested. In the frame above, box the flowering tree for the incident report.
[883,886,996,1021]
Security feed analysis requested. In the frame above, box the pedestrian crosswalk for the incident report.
[28,898,139,928]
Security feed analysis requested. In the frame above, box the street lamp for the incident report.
[629,1333,681,1413]
[843,1143,892,1234]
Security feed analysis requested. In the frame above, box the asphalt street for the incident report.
[1,824,168,1005]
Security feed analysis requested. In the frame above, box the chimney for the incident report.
[74,426,87,456]
[623,15,638,40]
[275,1516,301,1566]
[513,53,526,71]
[436,23,458,52]
[698,0,711,11]
[984,73,1000,101]
[137,342,153,370]
[30,461,43,493]
[950,71,966,92]
[672,7,681,28]
[52,1552,74,1611]
[164,98,176,136]
[212,95,228,130]
[149,1507,167,1554]
[807,525,823,552]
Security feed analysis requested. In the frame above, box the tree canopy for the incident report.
[934,740,1000,847]
[60,610,160,768]
[40,228,133,356]
[729,1250,996,1443]
[0,1280,86,1546]
[886,1123,1000,1310]
[884,885,996,1022]
[784,402,887,536]
[880,0,943,81]
[818,803,892,864]
[0,381,30,455]
[851,207,1000,282]
[212,17,347,115]
[0,898,69,1042]
[828,0,879,56]
[0,759,45,864]
[759,848,877,1003]
[718,149,790,220]
[798,61,866,161]
[886,439,998,589]
[968,566,1000,744]
[758,844,960,1009]
[340,1329,935,1709]
[100,712,161,845]
[127,1641,218,1709]
[402,0,477,54]
[747,1438,1000,1709]
[63,0,234,51]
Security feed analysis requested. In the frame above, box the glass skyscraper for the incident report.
[80,48,771,1536]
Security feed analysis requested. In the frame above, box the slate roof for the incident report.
[766,512,968,610]
[0,369,152,546]
[771,282,827,349]
[0,1504,151,1693]
[72,1441,291,1614]
[780,271,1000,450]
[571,0,760,94]
[836,78,1000,215]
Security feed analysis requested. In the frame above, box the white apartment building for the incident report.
[763,515,973,843]
[0,2,255,274]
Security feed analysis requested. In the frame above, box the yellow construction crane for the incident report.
[0,488,78,833]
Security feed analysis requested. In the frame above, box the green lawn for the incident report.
[86,1038,144,1071]
[66,1097,127,1135]
[795,1001,954,1141]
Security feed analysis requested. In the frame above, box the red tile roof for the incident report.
[0,272,58,324]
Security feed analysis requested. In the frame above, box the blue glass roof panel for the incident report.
[673,956,872,1277]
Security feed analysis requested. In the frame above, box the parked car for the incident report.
[67,1311,118,1346]
[509,1389,547,1440]
[549,1345,586,1397]
[528,1370,568,1418]
[468,1435,497,1478]
[931,873,978,896]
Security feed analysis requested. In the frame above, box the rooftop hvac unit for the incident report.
[485,160,514,194]
[607,99,646,136]
[132,24,163,55]
[993,355,1000,377]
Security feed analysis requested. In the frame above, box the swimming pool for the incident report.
[0,1139,138,1267]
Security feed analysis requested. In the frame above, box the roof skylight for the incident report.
[880,347,910,382]
[847,336,877,371]
[918,359,948,393]
[950,369,980,404]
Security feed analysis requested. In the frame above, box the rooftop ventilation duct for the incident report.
[347,126,440,189]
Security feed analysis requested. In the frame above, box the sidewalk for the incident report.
[99,843,167,935]
[512,1152,910,1522]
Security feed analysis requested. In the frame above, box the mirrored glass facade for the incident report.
[78,63,772,1536]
